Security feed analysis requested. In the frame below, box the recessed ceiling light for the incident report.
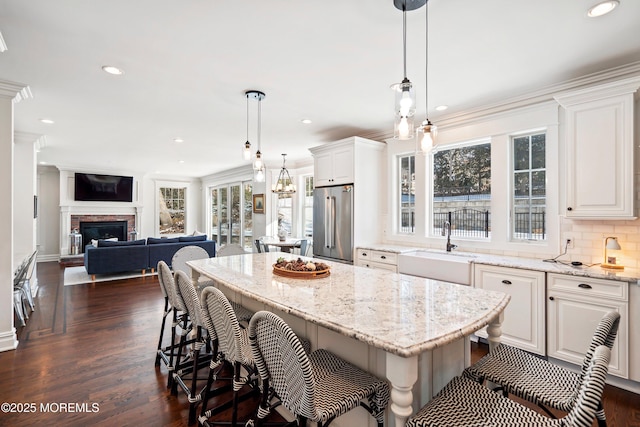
[587,0,619,17]
[39,118,54,124]
[173,138,184,143]
[179,160,185,164]
[39,161,47,165]
[301,119,312,124]
[102,65,124,75]
[435,105,448,111]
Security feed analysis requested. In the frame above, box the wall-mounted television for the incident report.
[74,173,133,202]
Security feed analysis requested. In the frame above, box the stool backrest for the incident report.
[159,260,187,313]
[175,270,209,330]
[566,345,611,427]
[200,286,243,362]
[580,311,619,379]
[249,310,316,420]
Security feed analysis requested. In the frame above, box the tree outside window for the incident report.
[432,142,491,238]
[159,186,186,235]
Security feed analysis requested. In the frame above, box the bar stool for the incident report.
[464,311,620,427]
[248,310,390,427]
[406,346,611,427]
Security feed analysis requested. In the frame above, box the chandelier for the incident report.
[272,154,296,194]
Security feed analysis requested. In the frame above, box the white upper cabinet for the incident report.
[554,77,640,219]
[313,144,354,187]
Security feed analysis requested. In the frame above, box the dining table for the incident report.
[187,252,510,427]
[260,236,305,253]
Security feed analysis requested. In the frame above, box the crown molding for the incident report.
[0,79,32,102]
[435,61,640,130]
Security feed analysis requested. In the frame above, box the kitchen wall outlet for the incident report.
[565,238,574,249]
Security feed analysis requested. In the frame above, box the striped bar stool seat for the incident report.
[464,311,620,427]
[248,310,390,427]
[407,345,611,427]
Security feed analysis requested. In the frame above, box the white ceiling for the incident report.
[1,0,639,177]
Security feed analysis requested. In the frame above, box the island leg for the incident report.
[190,268,201,288]
[486,311,504,352]
[386,352,418,427]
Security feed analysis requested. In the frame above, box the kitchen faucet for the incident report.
[442,221,457,252]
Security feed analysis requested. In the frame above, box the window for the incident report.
[432,142,491,238]
[512,132,546,240]
[159,186,186,235]
[399,155,415,234]
[302,176,314,237]
[277,192,293,236]
[210,181,253,249]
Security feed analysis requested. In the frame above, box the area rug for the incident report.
[63,266,156,286]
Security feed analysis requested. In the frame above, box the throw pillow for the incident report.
[93,237,117,247]
[192,230,206,236]
[98,239,145,247]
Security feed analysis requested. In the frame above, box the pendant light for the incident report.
[392,0,426,140]
[242,92,252,160]
[272,154,296,194]
[417,0,436,154]
[246,90,266,182]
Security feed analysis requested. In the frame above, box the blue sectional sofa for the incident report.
[84,235,216,279]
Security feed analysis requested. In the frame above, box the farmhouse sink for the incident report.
[397,250,476,285]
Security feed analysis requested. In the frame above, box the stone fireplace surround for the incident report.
[60,205,143,257]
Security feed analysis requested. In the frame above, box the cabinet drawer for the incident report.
[357,249,397,266]
[358,260,397,272]
[548,273,628,301]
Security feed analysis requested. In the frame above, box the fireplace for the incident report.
[79,221,128,252]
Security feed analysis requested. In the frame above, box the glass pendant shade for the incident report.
[253,150,263,171]
[243,141,251,160]
[418,119,436,153]
[394,78,416,140]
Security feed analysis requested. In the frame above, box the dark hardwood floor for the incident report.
[2,261,639,426]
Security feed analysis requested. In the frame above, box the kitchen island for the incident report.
[188,252,510,427]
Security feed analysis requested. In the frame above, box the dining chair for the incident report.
[172,245,215,294]
[15,250,37,312]
[254,239,263,253]
[464,310,620,427]
[294,239,308,257]
[406,345,611,427]
[248,310,390,427]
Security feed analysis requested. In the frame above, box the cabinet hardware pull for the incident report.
[381,255,386,259]
[362,252,367,257]
[578,283,592,289]
[567,207,573,211]
[549,296,555,301]
[501,280,512,285]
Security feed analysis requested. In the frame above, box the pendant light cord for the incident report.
[425,1,429,118]
[257,95,262,151]
[246,93,250,141]
[403,4,407,79]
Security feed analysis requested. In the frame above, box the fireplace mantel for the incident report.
[59,204,144,256]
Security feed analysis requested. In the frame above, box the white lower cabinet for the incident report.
[474,264,546,355]
[547,273,628,378]
[355,248,398,272]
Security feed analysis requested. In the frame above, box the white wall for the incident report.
[13,132,38,257]
[36,166,60,261]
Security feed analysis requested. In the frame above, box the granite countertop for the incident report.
[188,252,510,358]
[355,244,640,284]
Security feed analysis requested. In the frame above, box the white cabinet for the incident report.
[310,137,385,249]
[547,273,628,378]
[313,144,354,187]
[474,264,546,355]
[355,248,398,272]
[554,77,640,219]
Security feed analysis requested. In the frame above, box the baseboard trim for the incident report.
[0,328,19,352]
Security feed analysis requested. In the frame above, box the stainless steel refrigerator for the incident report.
[312,185,354,263]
